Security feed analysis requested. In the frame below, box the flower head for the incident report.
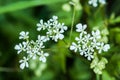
[19,31,29,40]
[70,23,110,60]
[38,51,49,63]
[19,57,29,69]
[37,16,67,42]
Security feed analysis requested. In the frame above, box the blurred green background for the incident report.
[0,0,120,80]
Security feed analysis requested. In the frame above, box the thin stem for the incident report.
[63,39,68,46]
[69,6,76,46]
[0,67,18,72]
[96,74,100,80]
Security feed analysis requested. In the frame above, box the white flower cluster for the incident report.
[70,23,110,60]
[15,16,67,69]
[37,16,67,42]
[15,31,49,69]
[88,0,106,7]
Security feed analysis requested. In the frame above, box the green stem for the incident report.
[69,6,76,46]
[96,74,100,80]
[0,67,18,72]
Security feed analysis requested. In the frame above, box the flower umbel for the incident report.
[70,23,110,60]
[37,16,68,42]
[15,16,67,69]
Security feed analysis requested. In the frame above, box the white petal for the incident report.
[20,63,25,69]
[20,31,25,36]
[59,34,64,39]
[75,37,79,41]
[37,27,42,31]
[83,24,87,30]
[64,26,68,30]
[70,45,75,50]
[14,45,20,50]
[18,50,21,54]
[39,56,46,63]
[103,44,110,51]
[44,53,49,57]
[53,16,58,20]
[25,62,29,68]
[40,20,43,24]
[36,23,41,26]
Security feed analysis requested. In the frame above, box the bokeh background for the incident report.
[0,0,120,80]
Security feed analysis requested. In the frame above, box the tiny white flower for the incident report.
[88,0,98,7]
[91,40,100,49]
[97,42,104,53]
[52,16,58,21]
[85,53,94,60]
[19,31,29,40]
[84,34,91,43]
[38,51,49,63]
[70,42,80,52]
[91,30,101,41]
[37,20,46,31]
[75,34,84,44]
[55,31,64,41]
[59,23,68,33]
[99,0,106,4]
[103,44,110,52]
[37,35,48,43]
[14,42,27,54]
[76,23,87,33]
[19,57,29,69]
[15,43,23,54]
[79,49,86,55]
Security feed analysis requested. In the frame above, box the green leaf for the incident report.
[102,71,115,80]
[0,0,67,14]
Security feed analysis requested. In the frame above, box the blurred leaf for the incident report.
[0,0,67,14]
[69,58,91,80]
[109,15,120,24]
[102,71,115,80]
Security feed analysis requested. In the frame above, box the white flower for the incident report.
[88,0,106,7]
[96,42,104,53]
[59,23,68,33]
[103,44,110,52]
[38,51,49,63]
[37,20,46,31]
[54,29,64,42]
[14,42,27,54]
[70,42,80,52]
[96,43,110,53]
[19,31,29,40]
[75,34,84,44]
[37,35,49,43]
[76,23,87,34]
[99,0,106,4]
[19,57,29,69]
[91,30,101,41]
[85,53,94,60]
[91,40,100,48]
[88,0,98,7]
[79,49,86,55]
[53,16,58,20]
